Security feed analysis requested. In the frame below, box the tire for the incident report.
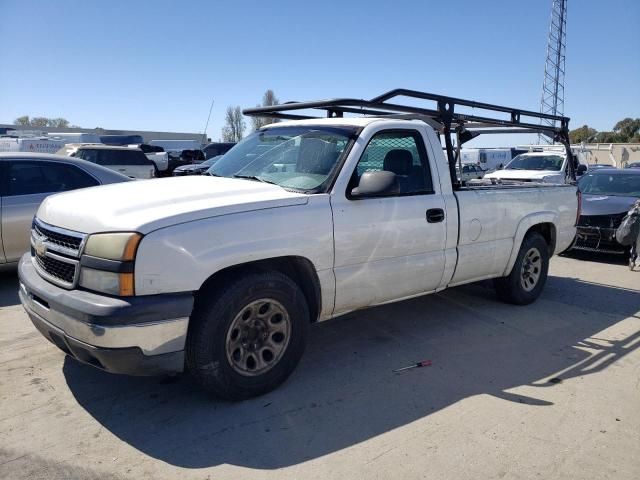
[186,271,309,400]
[494,232,549,305]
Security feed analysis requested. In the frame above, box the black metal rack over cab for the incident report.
[243,88,574,188]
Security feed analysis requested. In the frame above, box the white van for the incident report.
[0,137,65,154]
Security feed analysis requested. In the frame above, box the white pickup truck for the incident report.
[18,90,579,400]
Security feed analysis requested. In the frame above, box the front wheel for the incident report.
[186,271,309,400]
[494,232,550,305]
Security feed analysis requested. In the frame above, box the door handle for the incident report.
[426,208,445,223]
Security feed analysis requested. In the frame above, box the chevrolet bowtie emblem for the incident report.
[35,238,47,257]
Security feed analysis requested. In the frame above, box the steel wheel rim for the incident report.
[520,247,542,292]
[225,298,291,377]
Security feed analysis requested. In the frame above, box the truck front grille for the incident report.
[33,223,82,251]
[577,213,626,229]
[30,219,85,288]
[33,251,77,285]
[32,219,84,256]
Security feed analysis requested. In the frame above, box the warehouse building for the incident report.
[0,124,207,144]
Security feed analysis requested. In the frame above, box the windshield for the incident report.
[505,154,564,171]
[209,126,356,191]
[578,173,640,197]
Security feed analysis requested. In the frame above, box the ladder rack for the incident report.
[243,88,574,186]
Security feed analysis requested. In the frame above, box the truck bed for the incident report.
[449,182,577,287]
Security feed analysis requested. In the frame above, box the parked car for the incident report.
[460,148,525,173]
[179,149,206,163]
[203,142,235,159]
[572,168,640,254]
[18,90,578,401]
[125,144,169,174]
[0,152,130,265]
[56,143,101,157]
[70,145,156,179]
[484,152,584,184]
[172,155,222,176]
[456,163,484,182]
[625,162,640,169]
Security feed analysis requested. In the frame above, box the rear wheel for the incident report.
[494,232,549,305]
[186,271,309,400]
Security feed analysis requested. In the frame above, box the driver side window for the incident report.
[351,130,433,195]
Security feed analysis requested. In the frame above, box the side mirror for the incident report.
[576,164,587,176]
[351,171,399,197]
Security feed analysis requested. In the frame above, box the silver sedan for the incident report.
[0,152,131,265]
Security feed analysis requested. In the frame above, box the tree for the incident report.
[221,106,246,142]
[48,118,69,128]
[569,125,597,143]
[613,118,640,142]
[593,131,622,143]
[13,116,72,128]
[251,89,280,130]
[30,117,50,127]
[14,116,30,126]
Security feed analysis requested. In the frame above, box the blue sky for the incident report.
[0,0,638,146]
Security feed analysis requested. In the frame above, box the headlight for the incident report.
[80,232,141,296]
[84,232,141,261]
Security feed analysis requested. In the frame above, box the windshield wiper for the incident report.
[233,174,278,185]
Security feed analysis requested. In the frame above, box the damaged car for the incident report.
[573,168,640,254]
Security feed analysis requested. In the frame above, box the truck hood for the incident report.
[37,176,309,234]
[484,169,562,180]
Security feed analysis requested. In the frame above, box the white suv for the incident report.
[71,145,156,179]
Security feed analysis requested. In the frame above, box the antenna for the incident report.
[538,0,568,144]
[201,98,214,145]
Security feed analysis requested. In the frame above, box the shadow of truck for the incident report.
[62,275,640,469]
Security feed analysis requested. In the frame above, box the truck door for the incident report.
[331,128,447,315]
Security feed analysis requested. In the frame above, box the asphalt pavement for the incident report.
[1,253,639,480]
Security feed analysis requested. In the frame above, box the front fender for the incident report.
[133,196,334,297]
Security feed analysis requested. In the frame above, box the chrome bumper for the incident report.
[20,282,189,355]
[18,254,194,375]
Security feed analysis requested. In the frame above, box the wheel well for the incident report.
[527,222,556,256]
[195,256,322,323]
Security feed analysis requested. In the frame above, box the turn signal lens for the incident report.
[119,272,135,296]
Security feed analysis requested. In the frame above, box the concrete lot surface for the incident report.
[1,254,639,480]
